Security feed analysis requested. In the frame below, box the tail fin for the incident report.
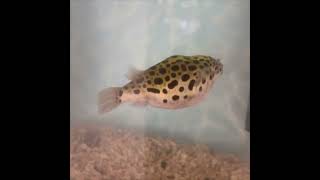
[97,87,122,114]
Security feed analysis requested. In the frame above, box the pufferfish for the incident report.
[98,55,223,114]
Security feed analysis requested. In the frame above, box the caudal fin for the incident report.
[97,87,122,114]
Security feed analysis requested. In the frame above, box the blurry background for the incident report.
[71,0,250,160]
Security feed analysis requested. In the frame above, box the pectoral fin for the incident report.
[194,71,203,87]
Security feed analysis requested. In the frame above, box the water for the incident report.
[71,0,250,161]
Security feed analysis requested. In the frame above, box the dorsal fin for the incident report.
[125,66,144,80]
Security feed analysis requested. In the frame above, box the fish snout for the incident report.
[216,59,223,75]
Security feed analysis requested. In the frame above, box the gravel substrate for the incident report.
[70,121,249,180]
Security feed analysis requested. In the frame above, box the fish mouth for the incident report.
[218,63,223,75]
[215,58,223,74]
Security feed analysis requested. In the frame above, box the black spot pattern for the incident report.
[143,84,146,88]
[147,80,152,84]
[172,95,179,101]
[178,72,181,75]
[176,59,183,63]
[165,76,170,81]
[204,63,208,67]
[147,88,160,94]
[193,60,199,64]
[181,64,187,71]
[171,73,176,78]
[168,80,178,89]
[188,65,197,71]
[166,64,170,67]
[163,89,168,94]
[179,87,184,92]
[163,99,167,103]
[154,77,163,85]
[181,74,190,81]
[149,71,155,76]
[199,86,202,92]
[171,65,179,71]
[159,68,166,74]
[210,75,213,80]
[184,95,188,99]
[133,89,140,94]
[202,79,206,84]
[199,65,204,69]
[124,86,128,90]
[188,79,195,90]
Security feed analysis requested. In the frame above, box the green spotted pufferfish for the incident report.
[98,55,223,114]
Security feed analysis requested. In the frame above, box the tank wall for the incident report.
[71,0,250,159]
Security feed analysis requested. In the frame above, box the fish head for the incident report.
[209,56,223,75]
[215,59,223,75]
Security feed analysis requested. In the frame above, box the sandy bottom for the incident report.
[70,121,249,180]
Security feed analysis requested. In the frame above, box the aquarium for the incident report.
[71,0,250,179]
